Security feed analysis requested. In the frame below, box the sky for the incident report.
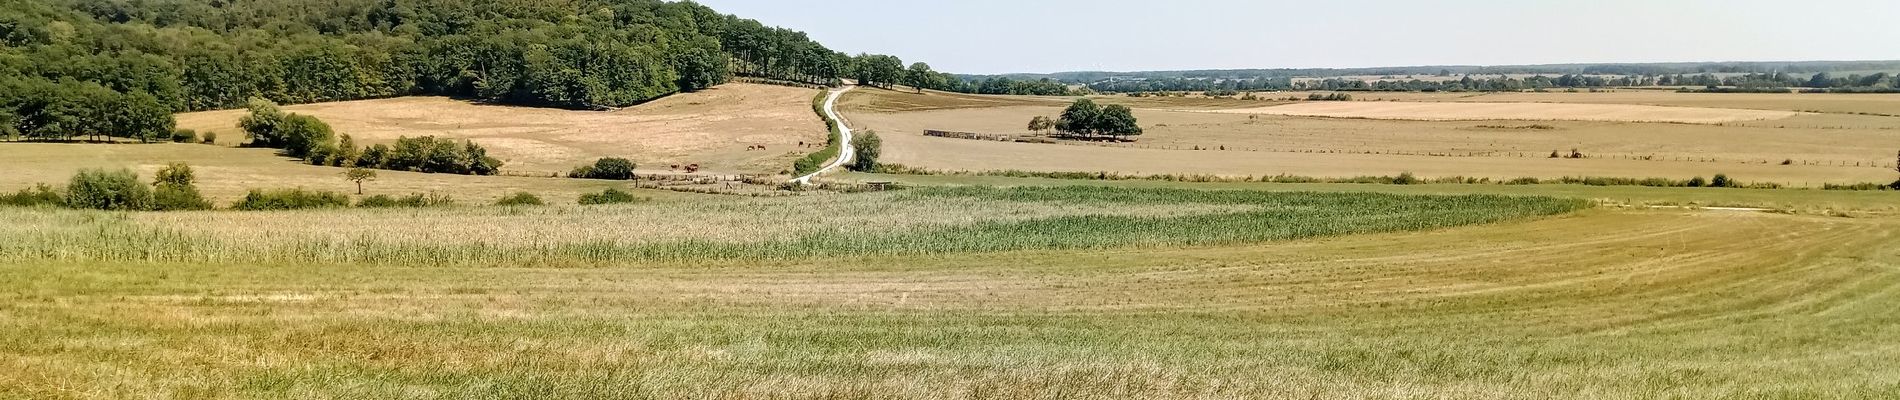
[689,0,1900,75]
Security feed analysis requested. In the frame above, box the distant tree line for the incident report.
[1082,71,1900,94]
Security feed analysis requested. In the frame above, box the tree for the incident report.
[152,162,211,211]
[67,168,152,211]
[1027,116,1055,135]
[1056,99,1103,135]
[852,54,904,88]
[344,168,377,195]
[674,47,730,92]
[238,97,285,147]
[1094,105,1143,137]
[114,91,173,143]
[276,114,335,158]
[850,130,881,172]
[572,157,637,180]
[904,63,940,93]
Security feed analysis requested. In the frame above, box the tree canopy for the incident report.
[1,0,956,141]
[1056,99,1142,137]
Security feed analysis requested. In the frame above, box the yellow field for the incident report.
[1203,101,1802,124]
[175,83,826,175]
[843,89,1900,185]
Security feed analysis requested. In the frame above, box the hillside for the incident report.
[174,83,826,175]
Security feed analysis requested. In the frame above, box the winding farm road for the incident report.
[793,85,856,184]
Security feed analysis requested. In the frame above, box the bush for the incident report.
[356,193,455,208]
[1686,176,1708,188]
[495,192,546,206]
[1710,174,1732,188]
[151,163,211,211]
[1392,172,1420,185]
[67,169,153,211]
[230,188,350,211]
[578,188,646,205]
[201,132,218,145]
[571,157,637,180]
[171,129,198,143]
[850,130,882,172]
[0,184,64,207]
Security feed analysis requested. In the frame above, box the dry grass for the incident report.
[842,90,1900,186]
[174,83,826,175]
[2,208,1896,398]
[1451,90,1900,115]
[0,143,645,204]
[1202,101,1802,124]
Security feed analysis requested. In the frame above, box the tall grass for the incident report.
[0,186,1587,266]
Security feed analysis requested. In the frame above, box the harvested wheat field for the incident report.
[844,89,1900,185]
[1204,101,1803,124]
[175,83,826,175]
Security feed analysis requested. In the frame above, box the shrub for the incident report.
[1710,174,1732,188]
[356,193,455,208]
[578,188,646,205]
[67,169,153,211]
[230,188,350,211]
[1392,172,1420,185]
[495,192,546,206]
[1505,177,1542,185]
[170,129,198,143]
[0,184,64,207]
[200,132,218,145]
[850,130,882,172]
[1686,176,1708,187]
[571,157,637,180]
[151,163,211,211]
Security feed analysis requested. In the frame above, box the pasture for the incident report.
[174,83,826,175]
[842,89,1900,186]
[2,184,1897,398]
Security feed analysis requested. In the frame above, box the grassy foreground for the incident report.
[0,186,1584,266]
[1,209,1896,398]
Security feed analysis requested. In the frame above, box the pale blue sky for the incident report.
[691,0,1900,75]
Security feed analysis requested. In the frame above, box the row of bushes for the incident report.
[1,165,214,211]
[570,158,638,180]
[870,164,1832,189]
[793,90,844,177]
[169,129,217,144]
[2,166,650,212]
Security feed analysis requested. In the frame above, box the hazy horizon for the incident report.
[691,0,1900,75]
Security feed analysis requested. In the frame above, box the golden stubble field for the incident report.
[843,89,1900,185]
[175,83,827,175]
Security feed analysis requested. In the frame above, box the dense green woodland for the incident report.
[0,0,945,143]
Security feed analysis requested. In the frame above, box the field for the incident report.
[842,89,1900,186]
[3,182,1899,398]
[1201,101,1802,124]
[174,83,826,175]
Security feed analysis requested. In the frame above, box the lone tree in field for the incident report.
[850,130,882,172]
[1055,99,1143,138]
[343,168,377,195]
[1027,116,1055,135]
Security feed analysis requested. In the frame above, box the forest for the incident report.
[0,0,918,142]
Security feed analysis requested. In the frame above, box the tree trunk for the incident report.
[356,181,363,195]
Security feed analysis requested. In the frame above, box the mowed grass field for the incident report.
[842,89,1900,186]
[175,83,826,175]
[2,183,1898,398]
